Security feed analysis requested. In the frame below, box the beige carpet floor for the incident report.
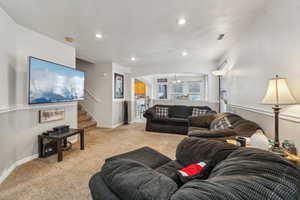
[0,123,186,200]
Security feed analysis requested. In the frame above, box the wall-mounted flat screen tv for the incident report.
[29,57,85,104]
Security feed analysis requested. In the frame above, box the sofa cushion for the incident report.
[152,117,189,126]
[156,106,169,118]
[106,147,171,169]
[102,159,178,200]
[176,137,238,167]
[156,160,184,186]
[168,105,191,118]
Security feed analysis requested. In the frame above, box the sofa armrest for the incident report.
[143,107,157,119]
[188,114,217,128]
[188,128,237,138]
[102,159,178,200]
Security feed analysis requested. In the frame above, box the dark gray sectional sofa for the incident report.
[143,105,216,135]
[89,137,300,200]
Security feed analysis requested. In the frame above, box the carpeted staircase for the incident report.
[78,103,97,130]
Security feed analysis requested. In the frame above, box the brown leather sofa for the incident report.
[188,112,262,140]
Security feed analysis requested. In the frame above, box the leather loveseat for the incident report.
[143,105,216,135]
[89,137,300,200]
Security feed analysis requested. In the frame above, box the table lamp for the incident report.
[262,75,297,153]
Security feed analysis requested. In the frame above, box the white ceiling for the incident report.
[0,0,267,70]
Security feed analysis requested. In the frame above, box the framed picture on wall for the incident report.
[114,73,124,99]
[39,109,65,123]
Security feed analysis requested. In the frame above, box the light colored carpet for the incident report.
[0,123,186,200]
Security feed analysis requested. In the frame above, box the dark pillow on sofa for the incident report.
[177,160,211,183]
[102,159,178,200]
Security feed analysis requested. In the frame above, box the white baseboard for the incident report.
[0,154,38,184]
[100,122,124,129]
[111,122,123,129]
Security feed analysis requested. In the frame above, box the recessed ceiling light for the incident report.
[131,57,136,61]
[95,33,103,39]
[182,51,188,57]
[177,18,187,26]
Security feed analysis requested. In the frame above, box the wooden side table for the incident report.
[38,128,84,162]
[226,139,300,168]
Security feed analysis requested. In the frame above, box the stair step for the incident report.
[79,120,97,129]
[78,103,83,111]
[78,110,87,116]
[79,114,92,123]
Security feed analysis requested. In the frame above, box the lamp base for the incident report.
[270,146,285,157]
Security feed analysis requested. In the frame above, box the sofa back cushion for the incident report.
[176,137,238,167]
[168,105,213,118]
[168,105,191,118]
[102,159,178,200]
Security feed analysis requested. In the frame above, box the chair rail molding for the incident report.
[0,102,77,114]
[230,104,300,124]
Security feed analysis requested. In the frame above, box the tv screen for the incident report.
[29,57,85,104]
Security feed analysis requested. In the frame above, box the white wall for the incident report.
[222,0,300,150]
[0,7,76,183]
[112,63,131,126]
[77,61,131,128]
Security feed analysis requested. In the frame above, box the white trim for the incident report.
[0,102,77,115]
[230,104,300,124]
[111,122,123,129]
[0,154,38,184]
[99,122,124,129]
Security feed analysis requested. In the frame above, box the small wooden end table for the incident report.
[226,139,300,168]
[38,128,84,162]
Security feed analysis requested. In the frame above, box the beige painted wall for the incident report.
[222,0,300,150]
[0,7,76,183]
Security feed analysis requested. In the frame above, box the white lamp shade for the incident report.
[262,76,296,105]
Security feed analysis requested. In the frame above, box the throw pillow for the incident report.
[192,108,208,117]
[177,161,211,183]
[156,107,169,118]
[212,117,232,130]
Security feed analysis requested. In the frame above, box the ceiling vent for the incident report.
[217,34,225,40]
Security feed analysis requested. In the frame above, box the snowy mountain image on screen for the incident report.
[29,58,84,104]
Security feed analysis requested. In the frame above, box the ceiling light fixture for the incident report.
[95,33,103,39]
[131,57,136,61]
[182,51,188,57]
[177,18,186,26]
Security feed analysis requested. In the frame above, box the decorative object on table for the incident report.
[114,73,124,99]
[262,75,297,154]
[53,125,70,134]
[282,140,297,155]
[39,109,65,123]
[236,136,246,147]
[249,130,269,150]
